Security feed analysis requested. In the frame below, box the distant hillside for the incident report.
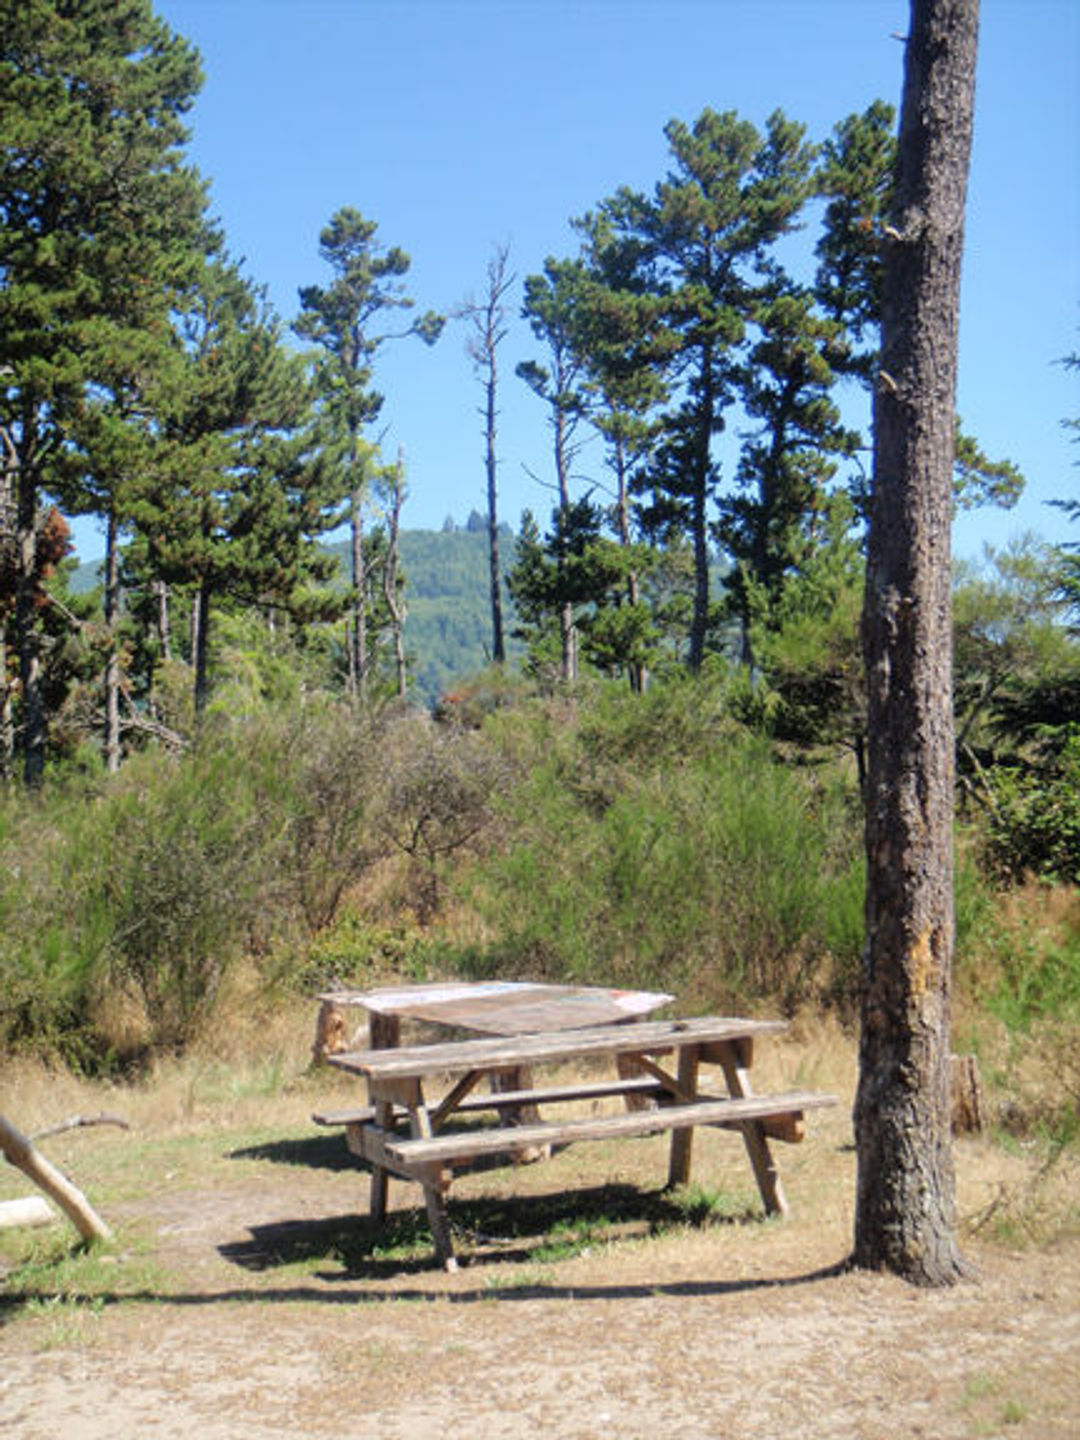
[69,526,518,706]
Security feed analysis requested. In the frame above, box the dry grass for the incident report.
[2,1002,1078,1439]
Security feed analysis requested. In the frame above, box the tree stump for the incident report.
[312,1000,354,1065]
[950,1053,985,1135]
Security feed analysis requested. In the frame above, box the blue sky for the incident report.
[79,0,1079,561]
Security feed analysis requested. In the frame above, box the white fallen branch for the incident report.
[0,1113,111,1242]
[0,1196,56,1230]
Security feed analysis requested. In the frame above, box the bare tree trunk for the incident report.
[554,408,578,685]
[615,432,647,694]
[0,440,12,782]
[485,370,505,666]
[15,461,45,787]
[192,578,211,717]
[382,452,409,700]
[687,343,716,673]
[854,0,979,1286]
[156,578,172,663]
[460,244,513,667]
[103,507,122,773]
[349,485,368,701]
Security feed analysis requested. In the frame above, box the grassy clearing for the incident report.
[1,1001,1075,1347]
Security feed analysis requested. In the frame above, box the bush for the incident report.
[470,694,866,1011]
[982,729,1080,886]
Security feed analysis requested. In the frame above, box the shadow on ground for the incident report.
[217,1181,763,1279]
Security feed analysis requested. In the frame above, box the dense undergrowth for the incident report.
[1,677,1077,1154]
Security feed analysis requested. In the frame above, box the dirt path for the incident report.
[3,1136,1078,1440]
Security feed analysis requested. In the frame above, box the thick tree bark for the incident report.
[854,0,979,1285]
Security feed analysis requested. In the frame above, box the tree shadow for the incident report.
[227,1133,358,1172]
[217,1181,763,1280]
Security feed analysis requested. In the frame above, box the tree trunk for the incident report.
[854,0,979,1286]
[554,409,578,684]
[103,507,122,773]
[688,343,716,672]
[349,485,368,701]
[486,368,506,665]
[0,632,11,785]
[156,578,172,663]
[382,453,409,701]
[15,462,45,787]
[192,577,211,717]
[0,443,13,782]
[615,434,646,694]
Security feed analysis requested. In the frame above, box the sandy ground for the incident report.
[2,1049,1078,1440]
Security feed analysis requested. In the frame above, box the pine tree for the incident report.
[592,109,817,668]
[0,0,208,782]
[128,259,339,717]
[294,208,443,699]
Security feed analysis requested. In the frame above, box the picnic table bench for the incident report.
[319,1012,837,1269]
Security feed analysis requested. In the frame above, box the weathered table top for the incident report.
[317,980,673,1037]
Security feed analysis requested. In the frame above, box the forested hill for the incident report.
[70,526,517,707]
[388,526,520,702]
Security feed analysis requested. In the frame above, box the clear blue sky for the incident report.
[78,0,1080,562]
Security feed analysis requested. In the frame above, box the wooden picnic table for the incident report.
[318,993,837,1269]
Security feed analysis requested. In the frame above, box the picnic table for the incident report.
[315,983,837,1269]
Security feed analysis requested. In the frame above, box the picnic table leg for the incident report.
[409,1104,458,1271]
[716,1040,788,1217]
[667,1044,700,1187]
[369,1097,393,1227]
[366,1012,402,1227]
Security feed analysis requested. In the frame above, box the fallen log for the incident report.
[0,1113,111,1242]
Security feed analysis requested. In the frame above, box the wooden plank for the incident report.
[329,1017,787,1082]
[313,1077,668,1132]
[382,1091,838,1168]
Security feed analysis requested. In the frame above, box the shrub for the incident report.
[982,729,1080,886]
[471,696,865,1011]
